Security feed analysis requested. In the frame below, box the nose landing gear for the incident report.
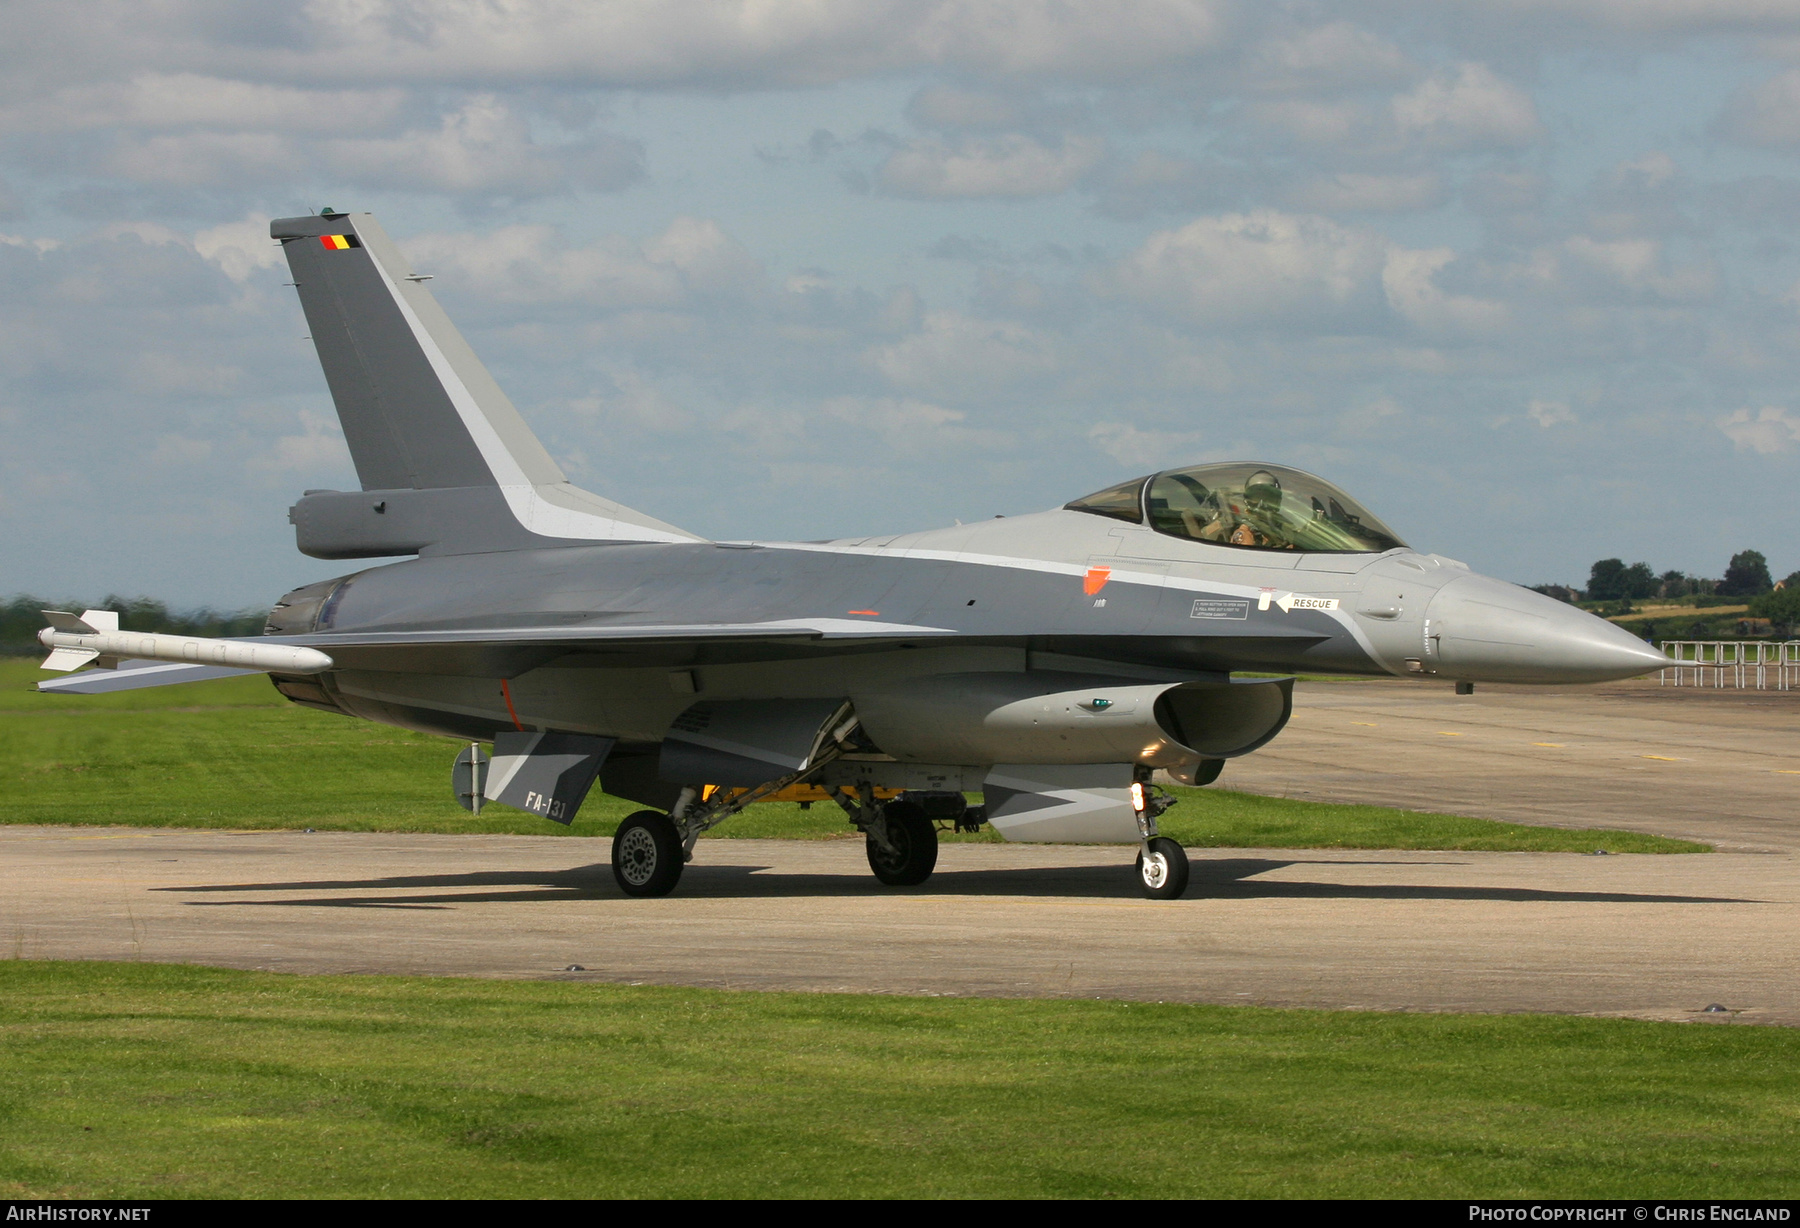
[1136,836,1190,900]
[1131,772,1189,899]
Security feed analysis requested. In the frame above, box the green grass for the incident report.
[2,659,1703,852]
[0,960,1793,1199]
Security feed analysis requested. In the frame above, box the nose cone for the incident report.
[1426,575,1668,684]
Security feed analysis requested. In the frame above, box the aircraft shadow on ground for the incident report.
[159,857,1753,908]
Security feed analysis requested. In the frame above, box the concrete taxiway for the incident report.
[7,676,1795,1022]
[1226,677,1800,853]
[4,827,1794,1025]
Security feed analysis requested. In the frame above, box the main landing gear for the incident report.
[612,809,684,897]
[863,799,938,886]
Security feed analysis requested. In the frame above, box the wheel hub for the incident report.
[618,827,659,887]
[1141,851,1168,891]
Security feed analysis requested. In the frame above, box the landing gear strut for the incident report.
[1131,772,1189,900]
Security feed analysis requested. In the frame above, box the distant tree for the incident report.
[1,594,267,655]
[1586,559,1657,601]
[1658,570,1691,599]
[1719,550,1774,597]
[1530,584,1576,603]
[1750,586,1800,632]
[1619,562,1658,600]
[1586,558,1627,601]
[1781,570,1800,591]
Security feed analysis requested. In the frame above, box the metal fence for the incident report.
[1658,640,1800,690]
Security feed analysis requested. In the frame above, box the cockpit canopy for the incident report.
[1066,462,1407,554]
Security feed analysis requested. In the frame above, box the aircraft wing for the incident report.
[36,616,960,692]
[273,616,957,650]
[260,616,962,679]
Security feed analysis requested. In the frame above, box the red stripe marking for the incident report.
[847,610,880,616]
[500,679,524,731]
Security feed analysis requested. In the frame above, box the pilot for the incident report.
[1232,471,1292,548]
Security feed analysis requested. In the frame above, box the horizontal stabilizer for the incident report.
[37,661,259,695]
[483,732,615,825]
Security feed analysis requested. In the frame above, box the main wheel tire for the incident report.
[612,809,685,898]
[1135,836,1190,900]
[865,800,938,887]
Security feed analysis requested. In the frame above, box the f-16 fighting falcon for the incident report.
[36,211,1669,900]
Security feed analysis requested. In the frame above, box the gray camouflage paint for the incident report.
[260,211,1668,794]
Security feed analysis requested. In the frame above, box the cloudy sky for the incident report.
[5,1,1800,608]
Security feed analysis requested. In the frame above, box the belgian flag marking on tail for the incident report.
[320,234,361,250]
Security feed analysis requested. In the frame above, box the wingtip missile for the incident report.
[36,611,333,676]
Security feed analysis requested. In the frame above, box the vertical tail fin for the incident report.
[273,211,697,557]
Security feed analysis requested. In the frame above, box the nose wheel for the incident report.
[1136,837,1190,900]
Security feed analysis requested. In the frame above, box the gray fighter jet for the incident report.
[37,210,1667,900]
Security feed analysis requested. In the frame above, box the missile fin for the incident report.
[41,647,99,672]
[41,609,98,635]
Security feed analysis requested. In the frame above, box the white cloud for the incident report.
[1381,247,1510,334]
[317,96,641,195]
[1391,63,1543,151]
[90,95,639,198]
[1287,172,1444,213]
[1088,421,1206,467]
[1527,399,1575,427]
[1100,209,1391,327]
[37,0,1229,91]
[1718,69,1800,148]
[1337,396,1407,436]
[194,214,279,283]
[252,411,350,472]
[641,217,764,295]
[906,85,1023,128]
[1247,97,1370,145]
[879,134,1104,198]
[402,217,761,309]
[1245,22,1414,93]
[1439,0,1800,35]
[1719,406,1800,454]
[0,74,406,135]
[569,370,695,433]
[870,311,1057,394]
[822,396,1012,452]
[148,434,213,466]
[1561,236,1715,300]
